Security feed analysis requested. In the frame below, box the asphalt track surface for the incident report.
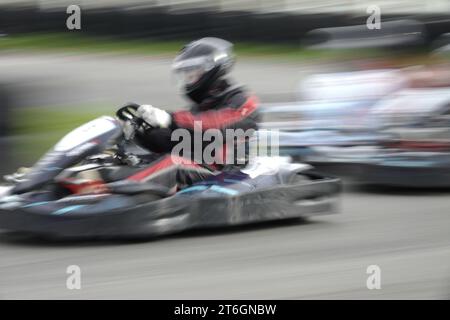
[0,53,449,299]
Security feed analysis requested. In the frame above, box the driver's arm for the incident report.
[171,94,259,132]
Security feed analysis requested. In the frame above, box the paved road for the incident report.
[0,52,326,109]
[0,184,449,299]
[0,54,449,299]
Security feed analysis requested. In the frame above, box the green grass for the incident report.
[13,104,111,135]
[0,33,184,55]
[0,32,392,61]
[0,33,301,57]
[12,104,111,161]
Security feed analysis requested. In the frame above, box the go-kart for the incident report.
[0,104,341,239]
[261,87,450,187]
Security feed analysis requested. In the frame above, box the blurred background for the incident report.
[0,0,450,299]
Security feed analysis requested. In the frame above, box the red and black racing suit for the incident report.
[130,82,259,189]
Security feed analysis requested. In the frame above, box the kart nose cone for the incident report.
[0,186,12,199]
[0,189,22,210]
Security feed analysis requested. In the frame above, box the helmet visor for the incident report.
[172,56,215,88]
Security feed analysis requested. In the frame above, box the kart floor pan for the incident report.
[0,178,340,239]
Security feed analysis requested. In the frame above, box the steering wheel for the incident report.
[115,103,153,164]
[116,102,140,123]
[116,102,153,129]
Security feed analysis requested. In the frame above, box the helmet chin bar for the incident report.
[185,67,224,104]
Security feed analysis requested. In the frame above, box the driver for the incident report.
[123,37,260,188]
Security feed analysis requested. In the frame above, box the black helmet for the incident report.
[172,37,235,103]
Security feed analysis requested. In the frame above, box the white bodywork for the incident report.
[242,156,311,178]
[0,186,12,199]
[54,116,119,152]
[298,69,408,102]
